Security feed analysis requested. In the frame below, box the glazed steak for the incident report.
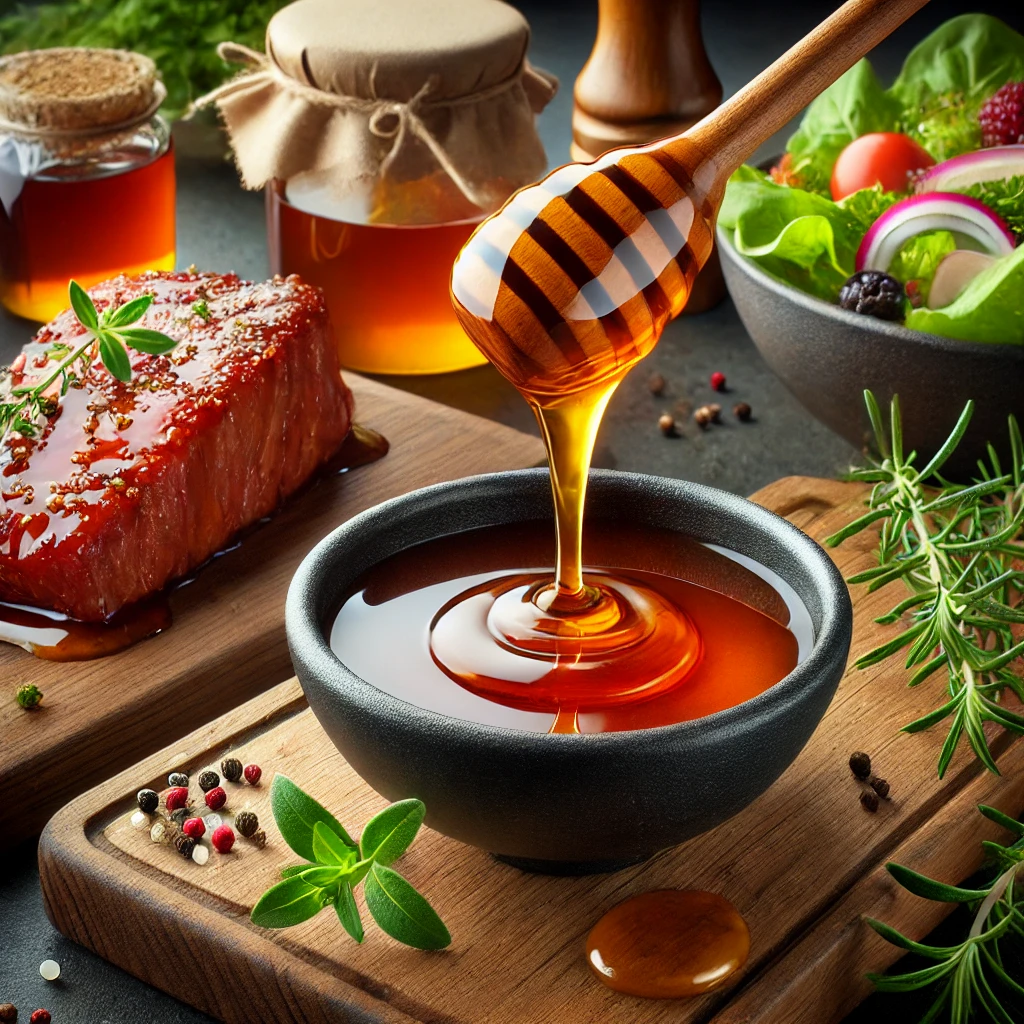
[0,271,353,620]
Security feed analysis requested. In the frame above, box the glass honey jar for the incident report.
[202,0,557,375]
[0,48,175,323]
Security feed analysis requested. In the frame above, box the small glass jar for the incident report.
[205,0,556,375]
[0,48,176,322]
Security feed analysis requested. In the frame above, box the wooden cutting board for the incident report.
[38,475,1024,1023]
[4,374,544,850]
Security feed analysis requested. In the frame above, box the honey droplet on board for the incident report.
[586,890,750,999]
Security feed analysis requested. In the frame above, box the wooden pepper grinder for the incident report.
[572,0,726,312]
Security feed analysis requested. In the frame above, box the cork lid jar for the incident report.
[200,0,558,224]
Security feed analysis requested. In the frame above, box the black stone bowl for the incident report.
[286,469,852,874]
[718,227,1024,480]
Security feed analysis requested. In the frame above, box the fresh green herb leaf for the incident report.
[98,333,132,383]
[830,391,1024,776]
[312,820,357,867]
[335,882,364,943]
[256,778,449,949]
[250,876,327,929]
[363,862,451,950]
[359,799,425,866]
[68,280,98,330]
[113,327,180,355]
[192,299,212,321]
[104,294,154,328]
[270,774,357,862]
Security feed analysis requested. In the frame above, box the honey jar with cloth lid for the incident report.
[200,0,557,374]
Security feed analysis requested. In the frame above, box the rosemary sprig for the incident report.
[827,391,1024,778]
[0,280,178,448]
[867,803,1024,1023]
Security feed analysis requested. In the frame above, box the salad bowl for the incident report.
[718,226,1024,478]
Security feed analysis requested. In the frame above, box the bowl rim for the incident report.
[286,468,853,749]
[716,223,1024,359]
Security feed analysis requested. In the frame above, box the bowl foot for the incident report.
[493,852,649,876]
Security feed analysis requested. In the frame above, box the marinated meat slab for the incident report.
[0,271,353,621]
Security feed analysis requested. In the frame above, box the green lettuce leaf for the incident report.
[905,245,1024,344]
[786,60,902,194]
[888,230,958,305]
[891,14,1024,110]
[720,171,897,300]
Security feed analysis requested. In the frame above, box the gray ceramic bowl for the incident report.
[718,226,1024,480]
[286,469,852,874]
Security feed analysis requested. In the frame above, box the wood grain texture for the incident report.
[39,475,1024,1023]
[4,374,544,849]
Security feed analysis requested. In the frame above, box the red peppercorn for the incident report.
[165,787,189,811]
[205,786,226,811]
[243,763,262,786]
[182,816,206,840]
[710,371,726,392]
[212,824,235,854]
[31,1011,51,1024]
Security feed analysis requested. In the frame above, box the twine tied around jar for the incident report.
[195,39,557,218]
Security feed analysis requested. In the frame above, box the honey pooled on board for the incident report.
[587,890,750,998]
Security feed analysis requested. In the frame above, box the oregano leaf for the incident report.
[251,876,326,929]
[105,293,153,327]
[335,882,364,943]
[98,332,132,383]
[271,774,357,862]
[313,820,357,867]
[116,326,179,355]
[363,862,451,950]
[359,799,425,865]
[68,280,98,330]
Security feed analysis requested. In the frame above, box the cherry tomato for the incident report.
[830,133,935,200]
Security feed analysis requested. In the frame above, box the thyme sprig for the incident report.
[0,280,178,447]
[867,803,1024,1023]
[827,391,1024,778]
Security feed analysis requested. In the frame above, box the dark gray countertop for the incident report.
[2,1,1020,1021]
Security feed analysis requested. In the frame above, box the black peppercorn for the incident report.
[251,828,267,850]
[198,770,220,792]
[235,810,259,838]
[170,807,189,827]
[137,789,159,814]
[174,833,196,859]
[849,751,872,780]
[734,401,753,422]
[860,789,880,813]
[648,372,666,396]
[871,777,891,800]
[0,1003,17,1022]
[221,757,243,783]
[168,772,189,788]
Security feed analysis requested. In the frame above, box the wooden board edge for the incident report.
[38,678,424,1024]
[711,743,1024,1024]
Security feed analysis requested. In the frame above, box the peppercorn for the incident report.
[0,1003,16,1022]
[849,751,872,780]
[167,772,189,788]
[694,406,713,429]
[150,821,167,844]
[871,777,891,800]
[205,786,226,811]
[235,810,259,838]
[244,764,262,786]
[15,683,42,709]
[707,403,722,424]
[221,757,243,783]
[170,807,189,828]
[198,770,220,792]
[183,817,205,840]
[860,789,879,813]
[165,787,189,811]
[137,789,159,814]
[212,825,235,854]
[174,833,196,860]
[29,1012,49,1024]
[734,401,753,422]
[647,372,666,396]
[658,413,676,437]
[251,828,267,850]
[710,371,726,392]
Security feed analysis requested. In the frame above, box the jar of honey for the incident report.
[201,0,557,374]
[0,48,175,322]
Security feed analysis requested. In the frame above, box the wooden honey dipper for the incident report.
[448,0,930,612]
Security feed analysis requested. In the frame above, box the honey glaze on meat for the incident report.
[0,270,354,653]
